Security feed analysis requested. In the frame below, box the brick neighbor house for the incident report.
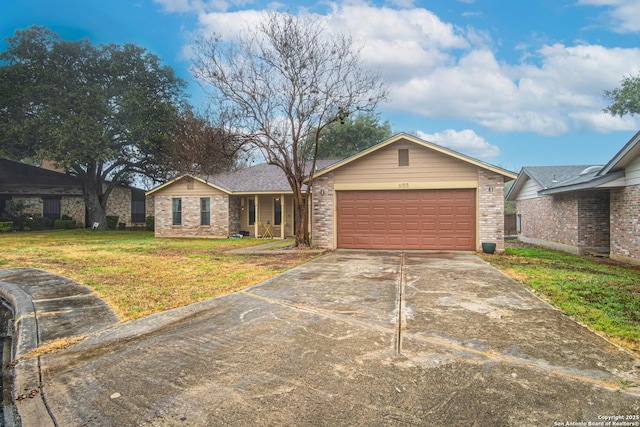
[506,130,640,264]
[0,158,150,227]
[147,133,516,251]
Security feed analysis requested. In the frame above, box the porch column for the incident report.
[281,193,285,239]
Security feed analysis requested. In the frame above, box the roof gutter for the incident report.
[538,170,624,195]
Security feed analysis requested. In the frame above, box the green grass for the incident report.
[483,245,640,355]
[0,230,317,321]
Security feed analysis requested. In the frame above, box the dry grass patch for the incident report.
[0,230,318,320]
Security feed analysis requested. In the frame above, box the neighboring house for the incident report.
[0,158,150,227]
[148,133,516,251]
[506,130,640,264]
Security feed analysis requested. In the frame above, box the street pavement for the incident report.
[1,252,639,426]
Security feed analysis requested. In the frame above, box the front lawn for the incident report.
[0,230,317,320]
[482,244,640,356]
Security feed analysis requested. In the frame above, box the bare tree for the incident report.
[192,12,388,246]
[162,107,247,177]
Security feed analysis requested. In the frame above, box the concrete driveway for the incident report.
[30,252,640,425]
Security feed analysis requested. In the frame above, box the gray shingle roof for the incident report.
[206,159,340,193]
[522,165,602,190]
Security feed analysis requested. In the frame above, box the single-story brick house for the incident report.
[0,158,150,227]
[148,133,516,251]
[506,130,640,264]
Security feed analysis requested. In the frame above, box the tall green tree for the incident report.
[316,113,392,159]
[604,72,640,116]
[0,26,185,229]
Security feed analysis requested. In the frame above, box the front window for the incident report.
[201,198,210,226]
[516,214,522,234]
[43,198,61,221]
[274,198,282,226]
[172,198,182,226]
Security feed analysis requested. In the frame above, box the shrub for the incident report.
[106,216,119,230]
[118,222,126,230]
[54,220,77,229]
[145,216,154,232]
[29,216,53,230]
[0,222,13,232]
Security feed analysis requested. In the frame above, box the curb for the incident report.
[0,280,56,427]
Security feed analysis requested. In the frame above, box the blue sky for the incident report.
[3,0,640,172]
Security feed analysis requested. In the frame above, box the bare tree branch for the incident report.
[192,12,388,246]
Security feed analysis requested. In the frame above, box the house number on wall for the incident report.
[399,182,410,189]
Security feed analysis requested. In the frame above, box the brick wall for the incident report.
[106,186,132,226]
[610,185,640,262]
[228,196,241,235]
[517,190,610,254]
[577,191,610,249]
[311,173,335,249]
[61,196,86,225]
[154,194,229,238]
[478,169,506,252]
[517,194,579,250]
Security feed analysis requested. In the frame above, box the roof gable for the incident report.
[146,174,230,196]
[313,133,516,180]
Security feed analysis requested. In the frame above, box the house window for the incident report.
[201,198,210,226]
[172,198,182,226]
[248,198,256,225]
[131,189,146,223]
[274,198,282,226]
[43,198,61,221]
[398,149,409,166]
[0,197,10,219]
[131,200,145,223]
[516,214,522,234]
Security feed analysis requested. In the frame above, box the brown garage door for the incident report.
[337,189,476,250]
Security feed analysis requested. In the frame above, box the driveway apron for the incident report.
[38,252,639,426]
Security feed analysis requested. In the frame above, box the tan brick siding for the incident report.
[311,173,335,249]
[478,169,506,252]
[154,194,229,238]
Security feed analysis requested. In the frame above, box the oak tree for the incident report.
[0,26,185,229]
[316,112,393,159]
[604,72,640,116]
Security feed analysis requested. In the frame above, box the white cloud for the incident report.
[390,42,640,135]
[578,0,640,33]
[416,129,501,159]
[175,2,640,136]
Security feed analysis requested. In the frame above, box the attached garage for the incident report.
[311,134,517,252]
[336,189,476,250]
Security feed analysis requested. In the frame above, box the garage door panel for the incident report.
[337,189,476,250]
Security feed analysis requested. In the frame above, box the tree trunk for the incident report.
[292,182,311,247]
[83,180,107,230]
